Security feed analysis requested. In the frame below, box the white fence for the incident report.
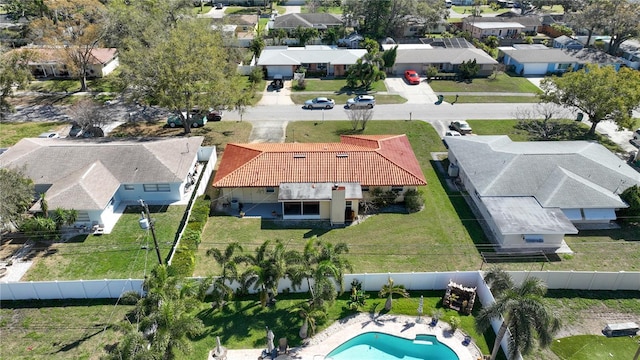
[0,279,143,301]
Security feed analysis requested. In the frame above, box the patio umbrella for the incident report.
[266,327,275,354]
[417,295,424,323]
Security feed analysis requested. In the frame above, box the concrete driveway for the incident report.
[384,77,439,104]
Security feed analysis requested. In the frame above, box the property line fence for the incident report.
[3,271,639,360]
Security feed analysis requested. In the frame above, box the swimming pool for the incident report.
[326,332,459,360]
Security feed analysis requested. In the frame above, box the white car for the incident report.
[346,95,375,109]
[450,121,472,134]
[445,130,462,137]
[304,97,335,109]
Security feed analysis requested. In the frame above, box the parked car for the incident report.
[193,108,222,122]
[215,2,223,9]
[304,97,335,109]
[167,112,208,128]
[404,70,420,85]
[450,121,472,134]
[633,128,640,140]
[445,130,462,137]
[346,95,375,109]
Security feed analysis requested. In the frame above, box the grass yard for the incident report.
[27,72,125,94]
[291,78,388,93]
[290,93,406,106]
[0,121,68,147]
[110,120,252,153]
[0,299,134,359]
[428,73,542,93]
[22,205,186,281]
[300,5,342,14]
[192,4,213,14]
[442,95,540,103]
[551,335,640,359]
[451,5,512,15]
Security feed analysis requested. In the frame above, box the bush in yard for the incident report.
[404,189,424,213]
[181,228,201,249]
[168,248,195,277]
[190,196,210,224]
[20,217,58,241]
[426,66,438,82]
[371,187,398,209]
[619,185,640,220]
[248,67,263,85]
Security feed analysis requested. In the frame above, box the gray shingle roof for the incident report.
[1,137,204,210]
[446,136,640,209]
[500,48,577,63]
[257,46,367,66]
[483,196,578,234]
[273,13,342,29]
[395,48,498,65]
[463,15,542,27]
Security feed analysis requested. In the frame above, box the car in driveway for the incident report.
[404,70,420,85]
[450,121,472,134]
[634,128,640,140]
[445,130,462,137]
[304,97,335,109]
[167,112,209,128]
[346,95,375,109]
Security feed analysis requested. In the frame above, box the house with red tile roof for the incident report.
[212,134,426,224]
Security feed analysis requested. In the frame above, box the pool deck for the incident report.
[222,313,484,360]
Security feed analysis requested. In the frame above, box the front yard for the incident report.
[428,73,542,93]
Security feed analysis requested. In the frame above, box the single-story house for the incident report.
[212,14,259,47]
[212,134,427,224]
[382,43,498,76]
[499,45,624,75]
[256,45,367,78]
[337,32,364,49]
[446,135,640,251]
[462,15,541,39]
[553,35,584,50]
[9,46,119,79]
[617,39,640,70]
[272,13,342,32]
[0,137,215,233]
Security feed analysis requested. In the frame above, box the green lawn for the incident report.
[0,122,68,147]
[551,335,640,359]
[23,205,186,281]
[27,72,125,94]
[428,73,542,93]
[290,93,406,105]
[442,95,540,103]
[451,5,512,15]
[0,299,134,359]
[192,4,213,15]
[291,78,388,93]
[300,6,342,14]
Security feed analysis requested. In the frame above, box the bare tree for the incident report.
[513,103,575,140]
[66,98,112,135]
[345,108,374,130]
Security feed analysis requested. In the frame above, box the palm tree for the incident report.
[39,193,48,217]
[206,242,243,284]
[476,268,560,360]
[293,301,326,339]
[378,277,409,311]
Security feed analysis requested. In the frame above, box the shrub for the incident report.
[448,316,460,333]
[189,196,210,224]
[404,189,424,213]
[181,229,201,249]
[168,248,195,277]
[20,217,58,241]
[248,67,264,84]
[370,187,398,209]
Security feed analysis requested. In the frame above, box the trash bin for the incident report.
[576,112,584,121]
[438,95,444,102]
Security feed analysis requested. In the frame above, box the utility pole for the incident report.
[139,199,163,265]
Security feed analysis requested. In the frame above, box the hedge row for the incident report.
[168,196,210,277]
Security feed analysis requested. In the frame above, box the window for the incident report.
[391,186,404,192]
[283,202,302,215]
[266,187,275,193]
[124,185,134,191]
[524,235,544,243]
[143,184,171,192]
[361,186,369,192]
[557,63,570,70]
[303,202,320,215]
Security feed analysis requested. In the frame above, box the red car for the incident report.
[404,70,420,85]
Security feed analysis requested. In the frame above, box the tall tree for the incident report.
[378,277,409,311]
[539,65,640,136]
[29,0,108,92]
[343,0,419,39]
[294,26,319,46]
[476,268,560,360]
[4,0,48,20]
[415,0,449,35]
[565,0,608,48]
[345,51,386,90]
[0,49,34,120]
[0,168,34,231]
[121,19,242,134]
[602,0,640,56]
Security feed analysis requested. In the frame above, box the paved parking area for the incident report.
[384,77,439,104]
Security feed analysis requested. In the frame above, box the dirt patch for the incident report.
[555,307,640,338]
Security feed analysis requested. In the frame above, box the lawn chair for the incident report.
[277,338,288,355]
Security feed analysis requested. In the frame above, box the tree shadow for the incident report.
[53,326,111,354]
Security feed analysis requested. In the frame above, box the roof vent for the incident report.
[336,153,348,158]
[293,154,306,158]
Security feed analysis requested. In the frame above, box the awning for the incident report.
[278,182,362,201]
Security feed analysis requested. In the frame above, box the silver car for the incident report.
[346,95,375,109]
[304,97,335,109]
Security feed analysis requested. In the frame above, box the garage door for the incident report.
[394,64,423,76]
[523,63,548,75]
[267,65,293,79]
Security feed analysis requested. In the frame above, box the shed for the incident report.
[602,322,639,337]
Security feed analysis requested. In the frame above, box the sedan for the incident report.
[304,97,335,109]
[404,70,420,85]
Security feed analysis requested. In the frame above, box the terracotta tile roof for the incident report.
[212,134,426,188]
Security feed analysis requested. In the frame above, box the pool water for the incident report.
[326,332,459,360]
